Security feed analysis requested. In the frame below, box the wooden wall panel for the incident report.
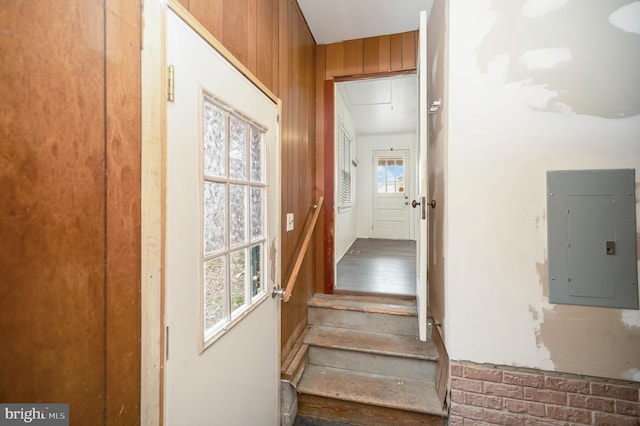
[106,0,141,423]
[390,33,403,71]
[223,0,249,64]
[0,1,106,423]
[402,31,417,69]
[343,39,363,76]
[325,42,344,79]
[189,0,224,41]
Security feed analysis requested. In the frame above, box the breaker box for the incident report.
[546,169,638,309]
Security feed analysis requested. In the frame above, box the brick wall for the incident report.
[450,361,640,425]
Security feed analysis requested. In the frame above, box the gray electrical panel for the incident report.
[547,169,638,309]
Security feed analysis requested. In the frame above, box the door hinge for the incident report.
[167,65,175,102]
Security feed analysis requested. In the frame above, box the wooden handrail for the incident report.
[282,197,324,302]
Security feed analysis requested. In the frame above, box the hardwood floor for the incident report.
[336,239,416,297]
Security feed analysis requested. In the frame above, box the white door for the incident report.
[416,10,429,341]
[165,8,280,426]
[372,149,411,239]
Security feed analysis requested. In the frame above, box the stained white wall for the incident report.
[356,133,418,240]
[334,87,358,261]
[444,0,640,381]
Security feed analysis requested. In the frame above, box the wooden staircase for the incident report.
[283,294,448,426]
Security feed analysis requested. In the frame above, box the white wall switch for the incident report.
[286,213,294,232]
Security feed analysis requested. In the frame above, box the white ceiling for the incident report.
[297,0,431,136]
[297,0,433,45]
[337,75,417,135]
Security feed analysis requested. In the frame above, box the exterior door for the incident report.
[372,149,411,239]
[165,8,280,425]
[416,10,429,341]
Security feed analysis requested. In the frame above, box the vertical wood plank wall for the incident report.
[314,32,418,293]
[172,0,317,360]
[0,1,141,424]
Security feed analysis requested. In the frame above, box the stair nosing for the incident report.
[297,364,447,417]
[305,325,439,361]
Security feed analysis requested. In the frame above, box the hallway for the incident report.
[336,238,416,296]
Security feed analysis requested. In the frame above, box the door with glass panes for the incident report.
[372,149,411,239]
[164,7,280,425]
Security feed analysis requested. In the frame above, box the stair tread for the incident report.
[309,294,417,317]
[306,326,438,361]
[297,365,446,417]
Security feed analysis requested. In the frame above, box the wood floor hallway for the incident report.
[336,238,416,296]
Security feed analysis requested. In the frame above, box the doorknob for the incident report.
[412,199,436,209]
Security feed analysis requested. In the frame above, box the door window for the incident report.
[202,95,267,347]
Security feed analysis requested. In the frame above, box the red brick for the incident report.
[523,387,566,405]
[594,412,640,426]
[451,390,464,403]
[616,399,640,417]
[504,399,545,417]
[568,394,614,413]
[503,371,545,388]
[451,363,464,377]
[524,418,569,426]
[465,393,503,410]
[591,382,639,401]
[450,415,464,426]
[484,382,523,399]
[451,403,483,420]
[546,405,591,424]
[464,365,503,383]
[452,377,483,393]
[545,376,589,394]
[482,409,523,425]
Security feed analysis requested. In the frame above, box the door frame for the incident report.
[140,1,281,423]
[323,71,417,293]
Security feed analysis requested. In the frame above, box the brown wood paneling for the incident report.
[106,0,141,423]
[314,44,326,294]
[390,33,403,71]
[402,31,417,70]
[323,80,335,294]
[176,0,189,8]
[363,37,380,74]
[325,42,344,79]
[378,35,391,72]
[189,0,223,40]
[246,0,258,74]
[0,1,106,423]
[256,0,277,93]
[343,39,363,76]
[223,0,249,65]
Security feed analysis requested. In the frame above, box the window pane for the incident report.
[230,249,247,314]
[377,160,386,193]
[230,184,247,246]
[203,100,226,177]
[250,126,264,183]
[204,256,226,332]
[204,182,226,254]
[229,117,247,180]
[251,187,264,240]
[251,244,262,297]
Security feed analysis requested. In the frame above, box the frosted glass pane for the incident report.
[250,126,264,183]
[229,117,246,180]
[230,249,247,314]
[204,256,225,332]
[230,184,247,246]
[250,244,262,297]
[203,100,226,177]
[204,182,226,254]
[251,187,263,239]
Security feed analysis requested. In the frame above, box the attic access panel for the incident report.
[547,169,638,309]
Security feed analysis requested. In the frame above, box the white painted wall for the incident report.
[334,87,358,261]
[356,133,418,240]
[444,0,640,381]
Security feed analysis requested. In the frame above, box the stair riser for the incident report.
[308,307,418,336]
[308,346,436,382]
